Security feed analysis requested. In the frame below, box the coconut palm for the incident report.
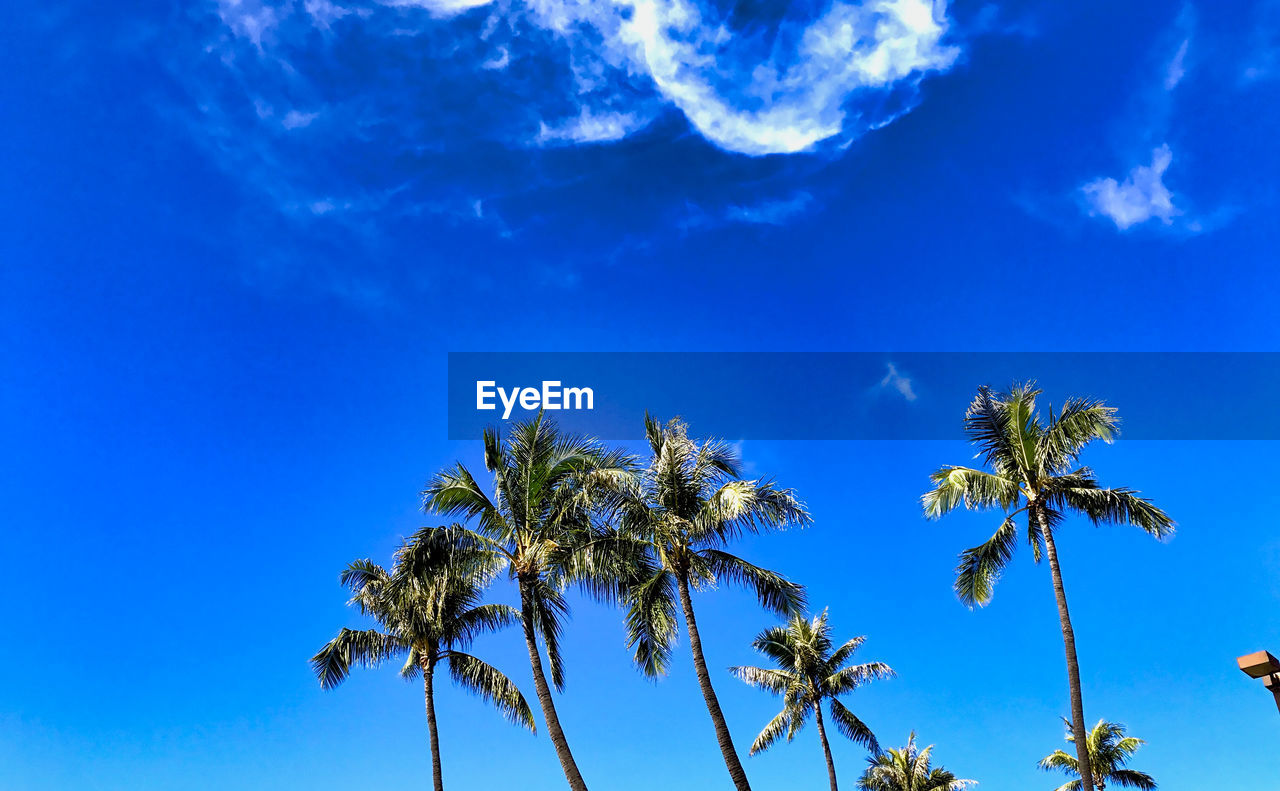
[1040,719,1156,791]
[858,733,975,791]
[421,414,637,791]
[921,384,1173,791]
[731,610,894,791]
[311,525,534,791]
[618,415,810,791]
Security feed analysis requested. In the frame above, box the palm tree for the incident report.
[921,383,1174,791]
[311,525,535,791]
[618,415,810,791]
[421,414,636,791]
[1040,719,1156,791]
[858,733,974,791]
[730,610,894,791]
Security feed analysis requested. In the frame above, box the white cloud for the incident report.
[304,0,353,29]
[205,0,961,157]
[724,192,814,225]
[217,0,281,47]
[281,109,319,129]
[377,0,494,16]
[1082,145,1179,231]
[609,0,959,155]
[880,363,917,401]
[1165,38,1188,90]
[535,107,650,145]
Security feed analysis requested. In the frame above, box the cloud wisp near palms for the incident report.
[731,610,894,791]
[921,384,1174,791]
[617,415,810,791]
[420,414,636,791]
[311,525,535,791]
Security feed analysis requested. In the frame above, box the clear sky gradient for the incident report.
[3,0,1280,789]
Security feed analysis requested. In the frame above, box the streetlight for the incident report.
[1237,650,1280,714]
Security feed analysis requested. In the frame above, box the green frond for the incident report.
[953,513,1020,607]
[699,548,806,616]
[624,568,679,678]
[527,578,570,690]
[749,709,793,755]
[444,651,536,732]
[311,628,407,690]
[829,698,880,754]
[694,479,810,544]
[827,635,867,670]
[452,603,521,645]
[1039,397,1118,472]
[922,466,1021,517]
[1109,769,1157,790]
[1055,486,1175,539]
[826,661,896,696]
[729,665,796,696]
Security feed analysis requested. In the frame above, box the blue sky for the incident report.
[4,0,1280,789]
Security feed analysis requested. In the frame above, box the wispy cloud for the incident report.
[1082,144,1178,230]
[880,363,917,402]
[534,108,651,146]
[1164,38,1189,90]
[724,192,815,225]
[1078,7,1217,235]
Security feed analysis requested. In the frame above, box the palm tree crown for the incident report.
[921,383,1173,791]
[620,414,811,676]
[421,414,637,791]
[1040,719,1156,791]
[732,610,894,791]
[311,525,534,790]
[617,415,810,791]
[858,733,975,791]
[921,383,1174,607]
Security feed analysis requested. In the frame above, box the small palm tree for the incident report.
[422,414,636,791]
[1040,719,1156,791]
[731,610,894,791]
[858,733,975,791]
[922,384,1173,791]
[311,525,534,791]
[619,415,810,791]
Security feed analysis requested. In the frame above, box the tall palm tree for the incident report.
[421,414,636,791]
[730,610,894,791]
[618,415,810,791]
[921,384,1174,791]
[1040,719,1156,791]
[858,733,974,791]
[311,525,535,791]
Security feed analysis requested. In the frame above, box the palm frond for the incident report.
[827,662,896,696]
[829,698,880,754]
[444,651,536,732]
[699,548,806,616]
[624,567,679,678]
[922,466,1021,517]
[749,708,793,755]
[1055,486,1175,539]
[311,628,407,690]
[1039,397,1118,472]
[953,512,1020,607]
[729,665,796,695]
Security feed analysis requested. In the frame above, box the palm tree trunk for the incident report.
[423,664,444,791]
[1036,507,1096,791]
[813,702,839,791]
[676,573,752,791]
[518,577,589,791]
